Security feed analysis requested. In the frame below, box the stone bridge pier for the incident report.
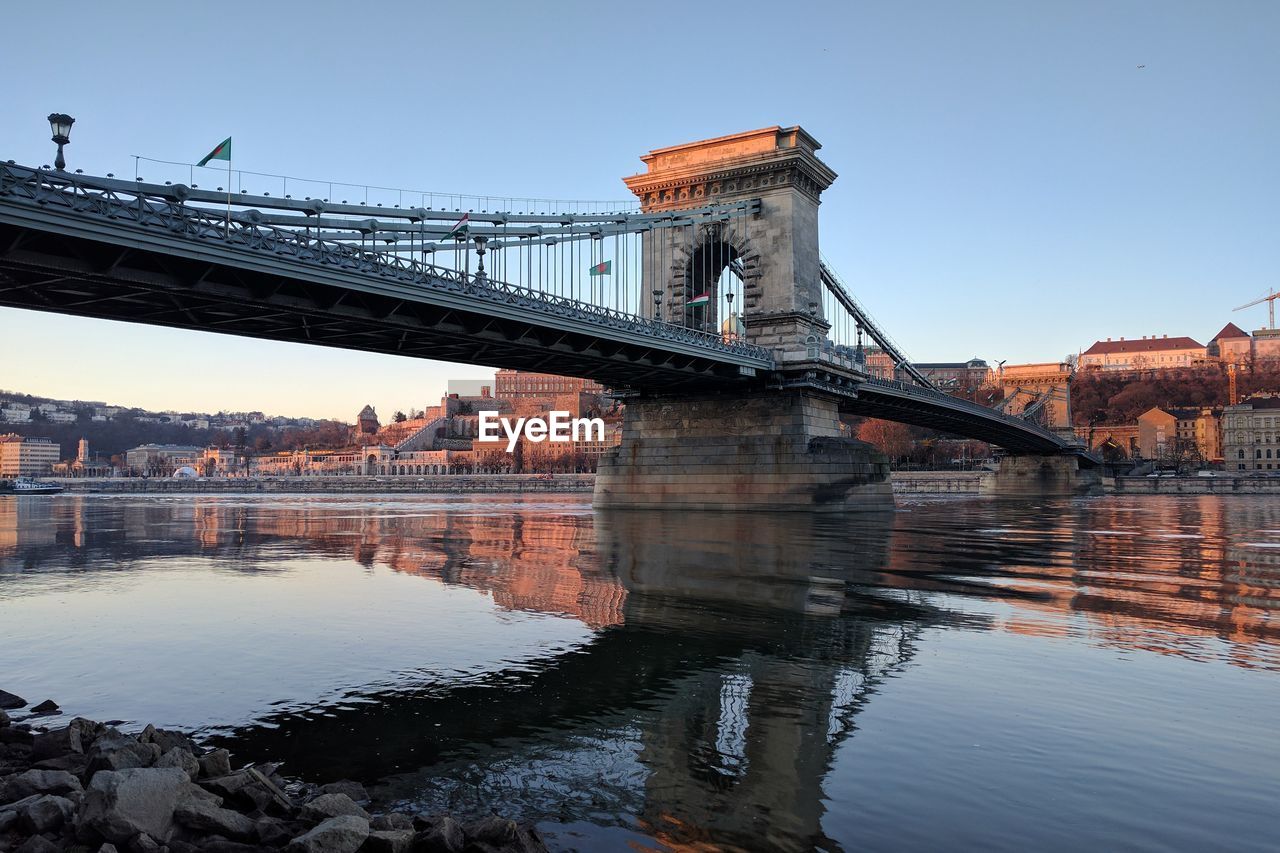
[595,127,893,512]
[984,454,1103,496]
[594,389,893,511]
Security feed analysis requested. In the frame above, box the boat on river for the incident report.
[0,477,64,495]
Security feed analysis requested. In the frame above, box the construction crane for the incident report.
[1234,288,1279,330]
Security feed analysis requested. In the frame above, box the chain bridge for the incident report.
[0,125,1099,508]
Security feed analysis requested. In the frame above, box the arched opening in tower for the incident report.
[685,238,746,334]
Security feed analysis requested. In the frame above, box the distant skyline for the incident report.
[2,0,1277,420]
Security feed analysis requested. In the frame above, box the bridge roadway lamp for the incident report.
[47,113,74,170]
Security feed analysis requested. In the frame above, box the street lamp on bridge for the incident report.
[47,113,74,171]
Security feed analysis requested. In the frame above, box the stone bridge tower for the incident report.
[624,126,836,355]
[595,127,893,512]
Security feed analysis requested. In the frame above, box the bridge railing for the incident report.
[858,375,1074,447]
[0,162,772,365]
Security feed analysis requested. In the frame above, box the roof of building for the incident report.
[1140,406,1214,421]
[1082,336,1204,356]
[1237,396,1280,410]
[357,405,377,419]
[1211,322,1250,341]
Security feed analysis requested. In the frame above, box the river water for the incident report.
[1,493,1277,851]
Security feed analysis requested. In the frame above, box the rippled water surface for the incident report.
[2,493,1278,851]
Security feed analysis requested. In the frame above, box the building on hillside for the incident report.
[860,346,896,379]
[1207,323,1280,365]
[355,405,380,436]
[914,359,991,390]
[0,434,60,477]
[1080,335,1207,371]
[1253,328,1280,362]
[1222,397,1280,472]
[494,370,605,400]
[1208,323,1253,363]
[124,444,204,476]
[1136,407,1221,463]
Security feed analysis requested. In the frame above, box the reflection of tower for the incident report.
[77,438,89,463]
[598,510,907,850]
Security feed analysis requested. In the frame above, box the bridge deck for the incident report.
[0,163,771,389]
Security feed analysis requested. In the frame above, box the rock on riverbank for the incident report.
[0,700,545,853]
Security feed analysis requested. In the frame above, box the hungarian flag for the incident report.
[588,260,611,276]
[197,137,231,167]
[689,292,711,308]
[443,213,471,240]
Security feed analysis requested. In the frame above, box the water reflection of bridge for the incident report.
[4,494,1279,847]
[0,495,932,850]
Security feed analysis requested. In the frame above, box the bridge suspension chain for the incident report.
[818,259,937,390]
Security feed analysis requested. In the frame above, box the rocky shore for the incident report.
[0,692,545,853]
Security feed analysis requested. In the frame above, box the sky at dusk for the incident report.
[1,0,1276,421]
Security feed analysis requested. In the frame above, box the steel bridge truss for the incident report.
[0,162,772,389]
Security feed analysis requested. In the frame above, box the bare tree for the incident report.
[857,418,913,462]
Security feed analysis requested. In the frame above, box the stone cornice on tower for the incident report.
[623,126,838,211]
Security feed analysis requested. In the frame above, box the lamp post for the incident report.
[47,113,74,171]
[652,289,663,323]
[473,236,487,282]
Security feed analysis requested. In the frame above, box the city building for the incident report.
[356,405,380,436]
[1222,397,1280,472]
[914,359,991,390]
[57,438,114,477]
[124,444,204,475]
[998,362,1073,430]
[861,346,896,379]
[494,370,605,400]
[1136,407,1221,462]
[1208,323,1253,364]
[1075,424,1140,459]
[0,434,60,477]
[1080,335,1206,371]
[1207,323,1280,365]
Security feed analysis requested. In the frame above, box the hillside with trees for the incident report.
[1071,363,1280,425]
[1,391,352,462]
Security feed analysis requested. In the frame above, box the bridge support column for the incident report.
[593,390,893,512]
[982,455,1102,496]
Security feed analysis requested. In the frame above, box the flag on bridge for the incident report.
[689,292,711,308]
[443,213,471,240]
[197,137,232,167]
[588,260,611,276]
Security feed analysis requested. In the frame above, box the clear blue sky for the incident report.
[1,0,1276,420]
